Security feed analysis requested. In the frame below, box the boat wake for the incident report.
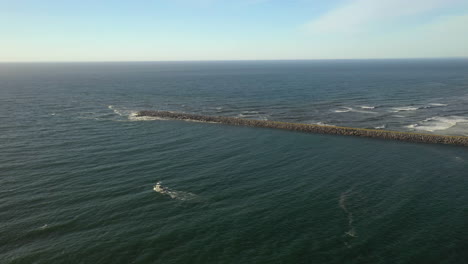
[153,182,198,201]
[340,189,357,248]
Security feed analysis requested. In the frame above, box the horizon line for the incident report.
[1,57,467,63]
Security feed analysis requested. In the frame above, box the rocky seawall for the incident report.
[137,111,468,147]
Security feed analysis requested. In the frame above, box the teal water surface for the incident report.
[1,60,468,263]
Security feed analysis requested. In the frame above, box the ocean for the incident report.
[1,59,467,263]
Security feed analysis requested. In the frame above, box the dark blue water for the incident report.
[1,60,468,263]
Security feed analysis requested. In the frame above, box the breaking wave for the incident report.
[391,106,420,112]
[109,105,166,121]
[391,103,447,113]
[359,106,376,110]
[312,121,336,127]
[405,116,468,132]
[333,107,376,114]
[428,103,448,107]
[237,111,269,120]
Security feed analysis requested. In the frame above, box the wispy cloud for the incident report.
[306,0,465,34]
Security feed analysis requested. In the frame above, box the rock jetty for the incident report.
[137,111,468,147]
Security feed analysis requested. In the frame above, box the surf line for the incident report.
[136,111,468,147]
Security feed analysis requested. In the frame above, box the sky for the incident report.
[1,0,468,61]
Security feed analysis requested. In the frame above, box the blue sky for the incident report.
[1,0,468,61]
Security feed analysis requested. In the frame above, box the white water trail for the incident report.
[340,189,357,246]
[153,182,198,201]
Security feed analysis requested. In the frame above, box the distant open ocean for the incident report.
[1,59,468,263]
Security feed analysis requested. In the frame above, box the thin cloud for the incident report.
[306,0,465,34]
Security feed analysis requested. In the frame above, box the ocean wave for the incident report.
[359,106,376,109]
[334,107,352,113]
[314,121,336,127]
[374,124,386,129]
[128,112,168,121]
[391,106,420,112]
[108,105,125,117]
[428,103,448,107]
[237,111,269,120]
[306,121,336,126]
[406,116,468,132]
[109,106,167,121]
[153,182,198,201]
[333,107,376,114]
[405,124,418,129]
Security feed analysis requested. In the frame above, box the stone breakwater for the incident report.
[137,111,468,147]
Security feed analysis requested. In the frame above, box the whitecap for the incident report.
[316,122,334,126]
[428,103,448,107]
[334,107,352,113]
[108,105,127,117]
[128,112,168,121]
[109,106,166,121]
[237,111,269,120]
[359,106,376,110]
[407,116,468,132]
[334,107,376,114]
[405,124,418,129]
[306,121,335,127]
[391,106,420,112]
[374,124,386,129]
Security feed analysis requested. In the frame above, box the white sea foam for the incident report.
[333,107,376,114]
[359,106,376,109]
[317,122,334,126]
[374,124,386,129]
[109,106,166,121]
[334,107,352,113]
[237,111,269,120]
[391,106,420,112]
[407,116,468,132]
[128,112,168,121]
[153,182,197,201]
[182,118,219,124]
[428,103,448,107]
[339,190,357,240]
[405,124,418,129]
[238,111,261,117]
[108,105,127,117]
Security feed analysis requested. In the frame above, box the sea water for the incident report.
[1,60,467,263]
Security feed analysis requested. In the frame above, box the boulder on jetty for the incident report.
[137,111,468,147]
